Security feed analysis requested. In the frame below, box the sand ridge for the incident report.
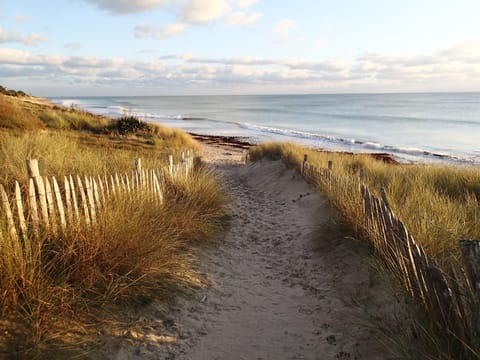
[98,143,402,360]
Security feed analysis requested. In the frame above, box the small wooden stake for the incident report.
[52,177,66,232]
[302,154,308,175]
[64,176,73,226]
[15,181,28,242]
[0,184,19,242]
[69,175,80,225]
[26,160,49,228]
[168,155,174,178]
[77,176,90,226]
[84,176,96,224]
[45,177,57,234]
[359,168,365,184]
[28,178,39,238]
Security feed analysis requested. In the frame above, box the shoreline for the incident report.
[189,132,399,164]
[46,95,477,166]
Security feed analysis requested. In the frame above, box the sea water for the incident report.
[51,93,480,165]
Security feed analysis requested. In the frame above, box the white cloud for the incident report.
[273,18,295,37]
[437,40,480,63]
[83,0,168,14]
[224,11,262,26]
[135,23,187,39]
[181,0,230,24]
[0,48,66,65]
[0,27,47,46]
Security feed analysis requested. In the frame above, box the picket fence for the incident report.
[300,156,480,356]
[0,151,195,242]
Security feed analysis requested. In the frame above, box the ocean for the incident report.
[50,93,480,165]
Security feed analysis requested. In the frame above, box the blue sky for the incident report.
[1,0,479,96]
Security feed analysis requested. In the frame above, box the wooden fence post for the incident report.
[52,177,66,232]
[76,176,91,226]
[135,158,142,190]
[15,181,28,241]
[26,159,49,229]
[44,178,57,234]
[459,240,480,295]
[0,184,19,242]
[168,155,174,178]
[380,187,390,209]
[28,178,39,237]
[302,154,308,175]
[359,168,365,184]
[69,175,80,225]
[327,160,333,186]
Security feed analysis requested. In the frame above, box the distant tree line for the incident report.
[0,85,28,97]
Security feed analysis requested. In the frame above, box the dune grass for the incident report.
[0,95,45,131]
[250,142,480,359]
[250,142,480,264]
[0,94,225,358]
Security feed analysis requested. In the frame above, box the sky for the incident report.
[0,0,480,96]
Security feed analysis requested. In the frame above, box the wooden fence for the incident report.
[0,152,195,242]
[300,156,480,357]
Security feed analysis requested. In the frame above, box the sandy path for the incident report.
[101,145,401,360]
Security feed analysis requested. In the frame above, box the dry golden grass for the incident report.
[0,129,199,190]
[0,95,225,358]
[250,142,480,359]
[0,95,45,131]
[250,142,480,264]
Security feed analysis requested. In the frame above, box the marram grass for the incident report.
[250,142,480,264]
[0,93,225,358]
[250,142,480,359]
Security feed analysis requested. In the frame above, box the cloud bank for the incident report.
[2,41,480,94]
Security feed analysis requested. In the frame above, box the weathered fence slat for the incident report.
[69,175,80,226]
[44,177,57,234]
[168,155,174,178]
[33,177,49,228]
[103,175,110,199]
[52,176,66,231]
[28,178,39,237]
[460,240,480,297]
[97,175,106,206]
[92,178,101,210]
[15,181,28,242]
[77,176,91,226]
[109,174,116,195]
[84,176,96,224]
[64,176,74,226]
[0,184,19,242]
